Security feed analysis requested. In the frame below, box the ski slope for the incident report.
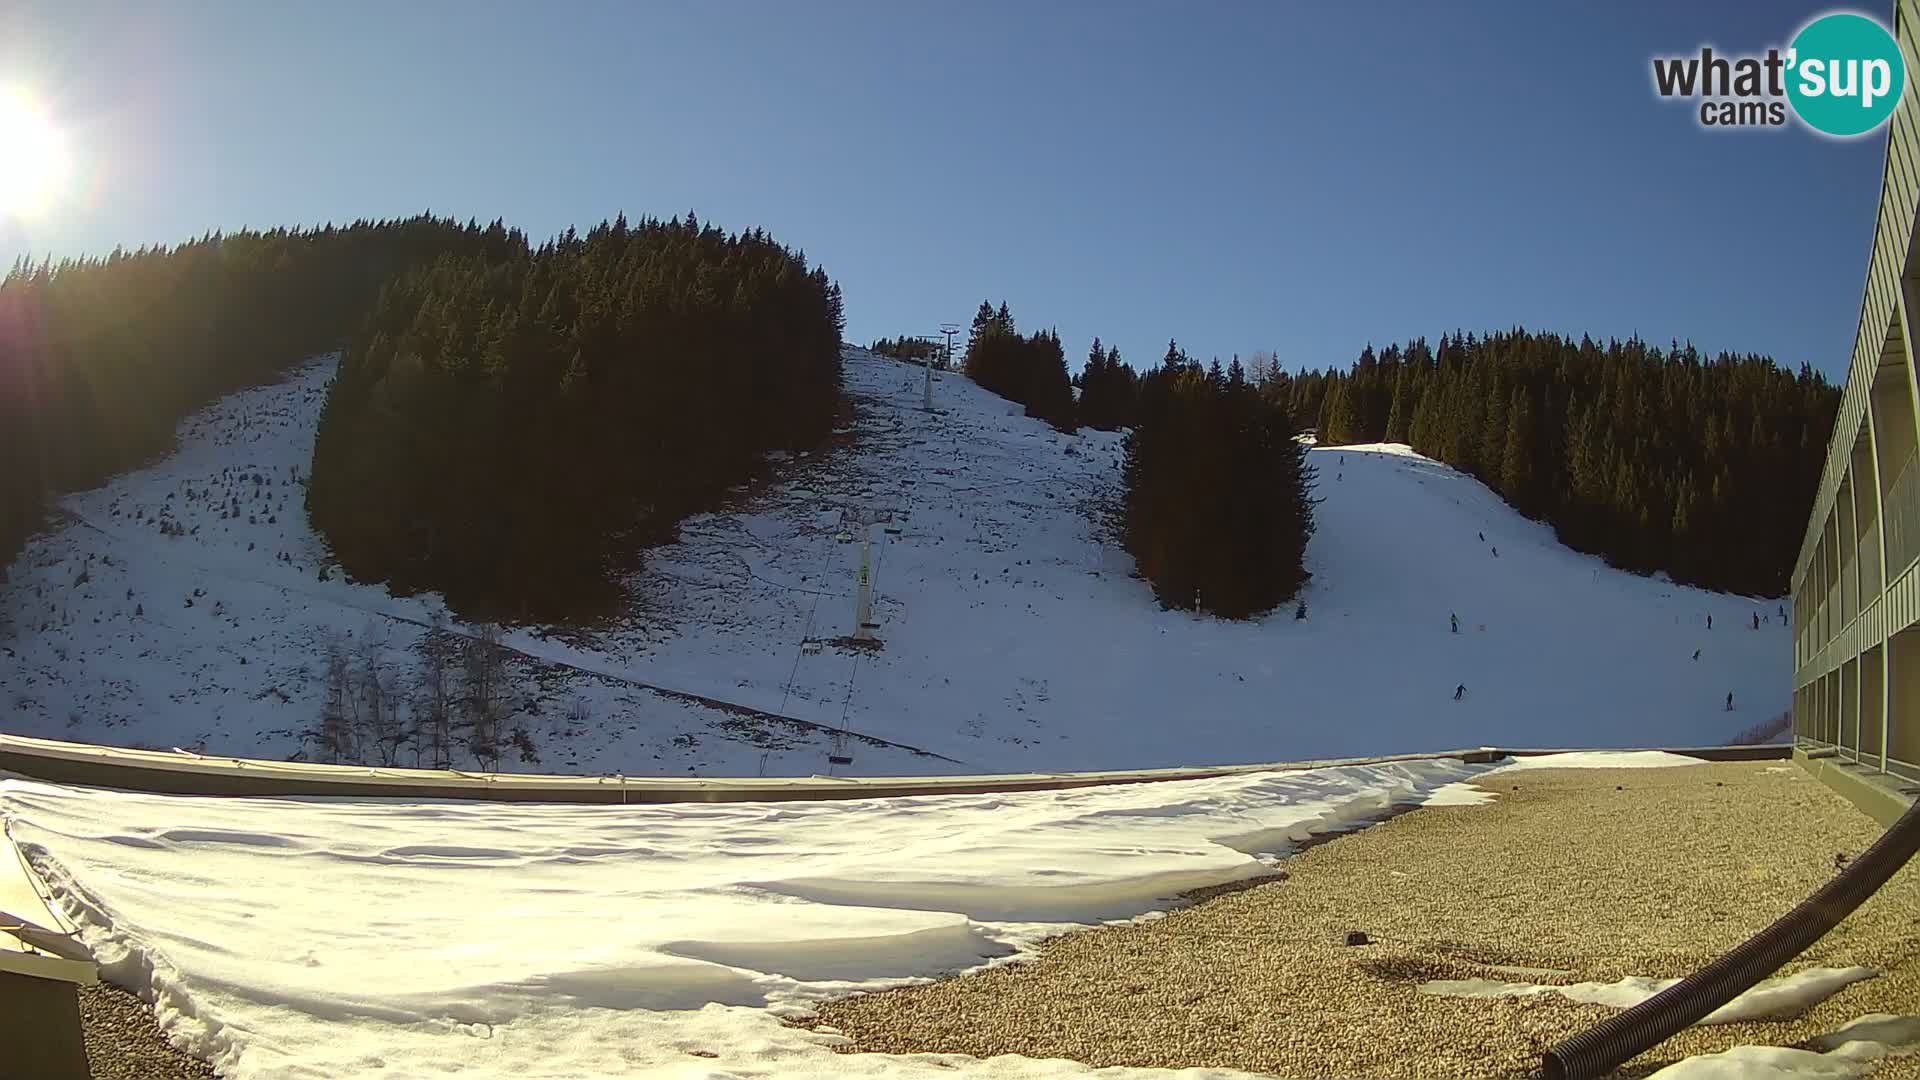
[0,347,1790,775]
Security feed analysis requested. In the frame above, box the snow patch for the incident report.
[1419,781,1499,806]
[1649,1012,1920,1078]
[1491,750,1708,772]
[3,757,1482,1079]
[1650,1046,1869,1079]
[1421,966,1878,1023]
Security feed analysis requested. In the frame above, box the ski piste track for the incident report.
[49,502,965,768]
[0,732,1788,803]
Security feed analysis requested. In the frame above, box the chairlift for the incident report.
[827,730,854,767]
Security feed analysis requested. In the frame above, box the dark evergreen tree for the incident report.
[1385,367,1413,444]
[1162,339,1192,374]
[0,216,507,569]
[1077,342,1138,431]
[961,304,1074,431]
[1023,328,1076,431]
[1499,386,1536,513]
[307,213,845,619]
[869,336,939,364]
[1121,365,1315,619]
[1318,376,1361,445]
[967,300,995,353]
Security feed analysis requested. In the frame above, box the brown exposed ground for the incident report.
[80,981,219,1079]
[813,762,1920,1078]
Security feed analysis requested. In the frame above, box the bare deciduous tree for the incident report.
[462,623,508,772]
[414,614,455,770]
[355,619,403,766]
[317,631,356,763]
[1246,350,1281,388]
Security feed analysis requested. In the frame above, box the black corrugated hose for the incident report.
[1542,794,1920,1080]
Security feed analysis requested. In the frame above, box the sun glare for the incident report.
[0,89,71,219]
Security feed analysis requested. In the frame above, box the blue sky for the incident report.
[0,1,1888,379]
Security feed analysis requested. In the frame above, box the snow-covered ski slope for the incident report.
[0,347,1789,775]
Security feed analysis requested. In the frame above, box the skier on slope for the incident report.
[1453,684,1466,701]
[1450,612,1459,634]
[1707,614,1713,630]
[1752,612,1759,630]
[1692,648,1701,661]
[1725,691,1734,711]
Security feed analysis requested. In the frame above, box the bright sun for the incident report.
[0,90,71,219]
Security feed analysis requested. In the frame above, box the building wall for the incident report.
[1792,0,1920,781]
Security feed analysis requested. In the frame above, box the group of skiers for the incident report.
[1705,605,1786,632]
[1697,609,1775,711]
[1443,601,1755,711]
[1434,524,1774,711]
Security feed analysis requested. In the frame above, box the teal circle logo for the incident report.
[1787,13,1905,136]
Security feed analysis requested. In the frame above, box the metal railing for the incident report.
[1885,455,1920,582]
[1861,519,1884,600]
[0,733,1791,804]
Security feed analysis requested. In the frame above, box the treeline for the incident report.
[962,301,1075,431]
[958,306,1314,618]
[0,216,501,568]
[1121,346,1316,618]
[1268,330,1837,596]
[869,335,948,367]
[1077,337,1140,431]
[966,309,1831,607]
[308,213,845,619]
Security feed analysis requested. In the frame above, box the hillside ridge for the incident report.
[0,347,1789,775]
